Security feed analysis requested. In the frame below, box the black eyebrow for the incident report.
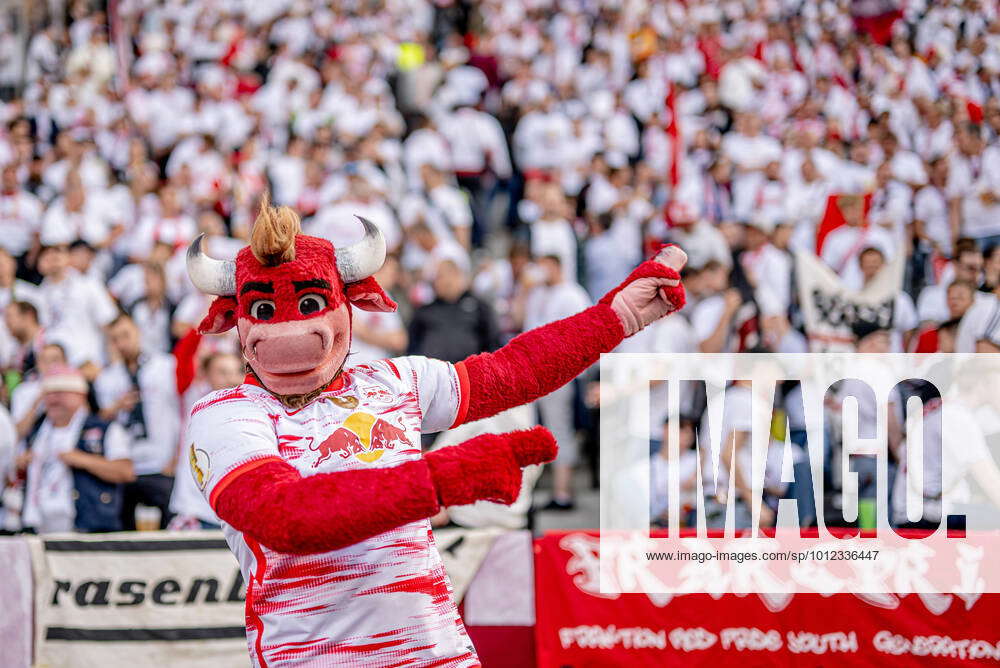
[240,281,274,295]
[293,279,332,292]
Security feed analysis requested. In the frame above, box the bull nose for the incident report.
[253,331,329,373]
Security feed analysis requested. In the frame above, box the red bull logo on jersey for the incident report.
[311,411,410,466]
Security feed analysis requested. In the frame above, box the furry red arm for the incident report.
[213,428,556,554]
[454,248,686,426]
[215,459,441,554]
[455,303,624,425]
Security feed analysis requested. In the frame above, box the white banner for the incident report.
[26,527,508,667]
[30,532,246,668]
[795,250,904,352]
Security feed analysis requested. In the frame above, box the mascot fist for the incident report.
[425,426,557,507]
[600,244,688,336]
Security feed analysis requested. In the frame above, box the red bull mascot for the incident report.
[185,195,687,667]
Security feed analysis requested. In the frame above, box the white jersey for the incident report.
[187,356,476,668]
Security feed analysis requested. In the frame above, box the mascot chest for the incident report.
[271,376,423,473]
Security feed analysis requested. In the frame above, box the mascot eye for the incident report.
[250,300,276,320]
[298,293,327,315]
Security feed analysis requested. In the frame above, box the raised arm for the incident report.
[213,427,556,554]
[452,246,687,426]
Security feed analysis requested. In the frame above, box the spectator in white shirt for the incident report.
[529,183,578,283]
[400,220,469,286]
[513,97,573,172]
[583,212,637,301]
[913,157,957,256]
[914,101,954,161]
[960,130,1000,244]
[438,105,512,180]
[689,260,743,354]
[3,299,42,379]
[820,194,897,291]
[784,159,832,250]
[722,113,782,172]
[40,173,110,248]
[947,124,984,224]
[36,243,118,368]
[168,351,244,530]
[0,247,42,322]
[307,169,403,253]
[696,378,787,529]
[667,202,732,271]
[128,261,175,356]
[268,135,309,206]
[64,28,115,91]
[17,366,133,534]
[718,50,767,112]
[95,314,179,530]
[867,160,913,244]
[739,217,792,317]
[858,247,918,351]
[402,114,452,190]
[349,261,408,364]
[421,163,473,249]
[42,135,109,195]
[25,23,60,82]
[603,95,640,160]
[650,416,699,527]
[0,164,43,264]
[879,130,928,189]
[129,184,197,261]
[733,159,787,226]
[9,342,67,443]
[917,241,986,324]
[956,287,1000,354]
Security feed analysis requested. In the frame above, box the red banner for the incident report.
[534,531,1000,667]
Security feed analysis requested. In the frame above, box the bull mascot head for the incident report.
[187,195,395,398]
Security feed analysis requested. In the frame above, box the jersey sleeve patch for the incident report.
[186,386,281,510]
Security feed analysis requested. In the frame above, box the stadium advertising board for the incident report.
[536,530,1000,666]
[29,532,247,668]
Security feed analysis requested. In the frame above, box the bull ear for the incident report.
[345,277,397,313]
[198,296,239,334]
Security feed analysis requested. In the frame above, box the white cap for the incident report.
[42,366,88,395]
[743,216,775,234]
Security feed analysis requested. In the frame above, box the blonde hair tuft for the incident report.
[250,192,301,265]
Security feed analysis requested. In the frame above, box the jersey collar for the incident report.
[242,372,346,394]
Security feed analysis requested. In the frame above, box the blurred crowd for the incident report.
[0,0,998,533]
